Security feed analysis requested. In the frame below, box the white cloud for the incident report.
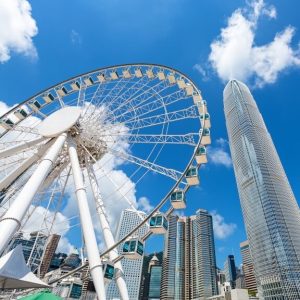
[208,138,232,168]
[137,197,153,213]
[202,0,300,87]
[210,210,236,239]
[70,30,82,45]
[0,0,38,63]
[57,237,77,254]
[23,205,70,237]
[0,101,10,116]
[193,64,210,81]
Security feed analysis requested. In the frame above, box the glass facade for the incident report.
[148,266,162,299]
[224,255,237,288]
[161,210,218,300]
[224,80,300,299]
[106,209,148,300]
[63,253,81,270]
[8,231,48,273]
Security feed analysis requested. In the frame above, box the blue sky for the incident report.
[0,0,300,268]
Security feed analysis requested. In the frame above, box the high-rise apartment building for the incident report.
[224,80,300,299]
[161,209,218,300]
[106,209,148,300]
[240,240,257,295]
[224,255,237,288]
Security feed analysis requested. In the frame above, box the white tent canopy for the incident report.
[0,244,49,289]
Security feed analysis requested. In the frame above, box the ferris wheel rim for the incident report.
[0,63,201,123]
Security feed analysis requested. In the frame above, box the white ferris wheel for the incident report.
[0,64,211,299]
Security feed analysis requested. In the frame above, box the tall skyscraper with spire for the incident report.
[224,80,300,299]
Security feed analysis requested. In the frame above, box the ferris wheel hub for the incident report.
[38,106,81,138]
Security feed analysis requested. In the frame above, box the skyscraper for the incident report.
[106,209,148,300]
[240,240,257,295]
[224,80,300,299]
[224,255,237,288]
[161,209,218,300]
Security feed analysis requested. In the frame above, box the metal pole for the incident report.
[87,162,129,300]
[0,133,67,254]
[68,139,106,300]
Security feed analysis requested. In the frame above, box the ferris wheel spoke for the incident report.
[83,76,136,121]
[110,133,198,146]
[83,76,149,125]
[124,105,199,131]
[107,147,184,182]
[11,124,40,136]
[95,104,198,135]
[77,82,87,107]
[113,89,187,122]
[0,137,47,159]
[106,78,168,121]
[54,89,65,108]
[96,73,152,114]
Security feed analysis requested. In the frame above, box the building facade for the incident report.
[139,252,163,300]
[161,209,218,300]
[240,241,257,295]
[8,231,48,273]
[48,252,68,272]
[224,255,237,288]
[106,209,148,300]
[148,256,162,300]
[224,80,300,299]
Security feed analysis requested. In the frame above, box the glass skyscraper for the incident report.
[106,209,148,300]
[224,255,237,288]
[161,209,218,300]
[224,80,300,299]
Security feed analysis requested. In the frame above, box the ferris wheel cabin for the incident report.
[149,214,168,234]
[170,189,186,209]
[196,100,207,114]
[196,146,208,164]
[102,261,115,282]
[201,128,211,145]
[200,113,211,128]
[185,166,199,186]
[122,238,144,259]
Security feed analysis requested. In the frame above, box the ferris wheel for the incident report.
[0,64,211,299]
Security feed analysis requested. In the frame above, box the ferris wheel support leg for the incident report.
[68,139,106,300]
[0,133,67,255]
[87,162,129,300]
